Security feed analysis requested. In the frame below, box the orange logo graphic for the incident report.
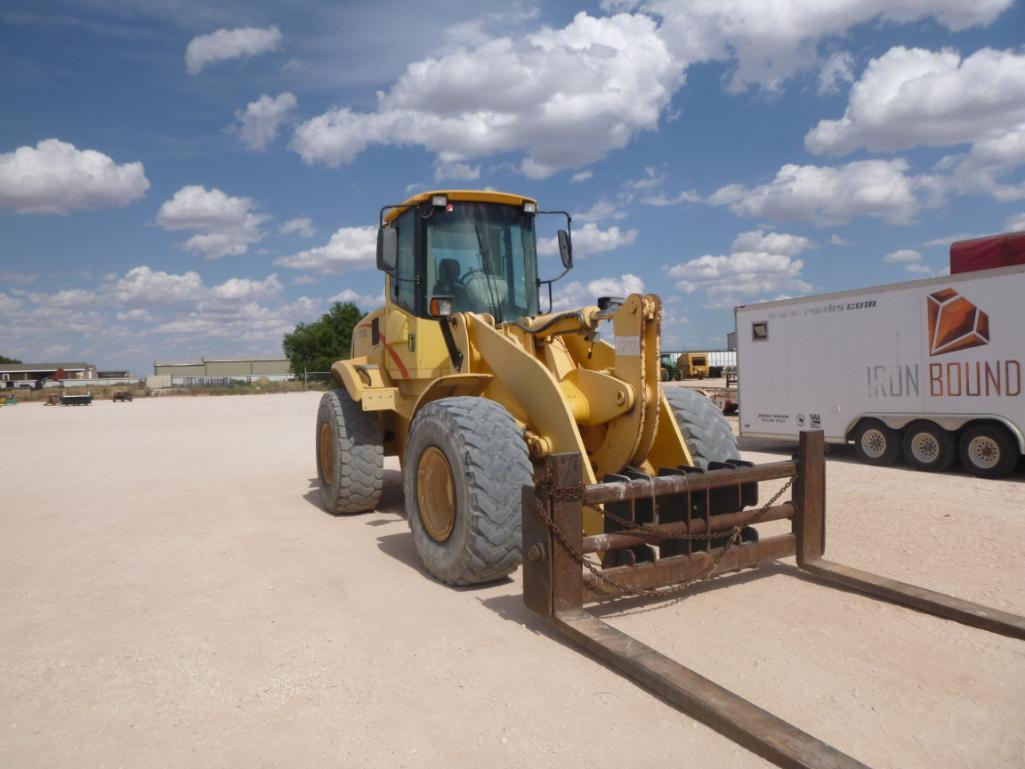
[927,288,990,356]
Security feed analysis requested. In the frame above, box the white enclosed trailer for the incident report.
[735,264,1025,477]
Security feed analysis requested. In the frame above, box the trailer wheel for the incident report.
[853,419,901,466]
[959,423,1019,478]
[660,367,670,382]
[902,421,957,472]
[404,397,532,586]
[316,389,384,514]
[663,387,740,468]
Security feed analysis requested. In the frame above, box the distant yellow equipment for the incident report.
[677,352,710,379]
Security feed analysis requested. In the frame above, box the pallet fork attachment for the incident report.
[522,430,1025,769]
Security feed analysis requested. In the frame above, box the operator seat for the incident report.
[435,258,468,310]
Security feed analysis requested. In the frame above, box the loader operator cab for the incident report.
[377,192,572,323]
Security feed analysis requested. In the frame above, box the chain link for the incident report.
[535,476,794,600]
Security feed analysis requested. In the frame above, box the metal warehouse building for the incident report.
[152,358,291,378]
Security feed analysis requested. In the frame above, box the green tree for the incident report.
[0,355,21,364]
[282,302,364,375]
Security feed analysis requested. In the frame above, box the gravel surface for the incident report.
[2,393,1023,768]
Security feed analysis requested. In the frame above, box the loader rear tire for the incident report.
[316,389,384,515]
[404,397,532,586]
[663,387,740,468]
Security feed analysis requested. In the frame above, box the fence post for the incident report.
[793,430,826,565]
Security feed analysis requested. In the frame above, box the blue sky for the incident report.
[2,0,1024,373]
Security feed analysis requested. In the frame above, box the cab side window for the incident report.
[393,209,416,311]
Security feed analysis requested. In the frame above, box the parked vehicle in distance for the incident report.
[659,353,682,381]
[677,352,710,379]
[736,263,1025,477]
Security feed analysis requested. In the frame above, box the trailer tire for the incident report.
[959,423,1019,479]
[663,387,740,468]
[853,418,901,466]
[902,421,956,472]
[660,367,670,382]
[316,389,384,515]
[404,397,532,586]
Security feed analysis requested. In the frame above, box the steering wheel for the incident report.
[458,267,485,284]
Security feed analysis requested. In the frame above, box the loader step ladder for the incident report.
[522,430,1025,769]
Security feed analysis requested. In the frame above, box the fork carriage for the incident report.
[522,430,1025,769]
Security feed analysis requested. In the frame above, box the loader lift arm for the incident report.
[523,430,1025,769]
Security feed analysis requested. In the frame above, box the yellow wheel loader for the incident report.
[316,189,741,585]
[314,190,1025,769]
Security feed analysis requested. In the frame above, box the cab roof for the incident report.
[384,190,538,223]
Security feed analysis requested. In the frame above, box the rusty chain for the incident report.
[534,476,793,600]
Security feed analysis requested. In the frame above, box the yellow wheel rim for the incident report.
[318,421,334,485]
[417,446,456,542]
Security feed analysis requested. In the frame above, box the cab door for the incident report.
[382,209,452,383]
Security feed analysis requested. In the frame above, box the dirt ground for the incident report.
[1,392,1023,769]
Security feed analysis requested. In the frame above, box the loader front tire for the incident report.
[404,397,532,586]
[663,387,740,468]
[316,389,384,515]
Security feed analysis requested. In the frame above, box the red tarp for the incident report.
[950,231,1025,274]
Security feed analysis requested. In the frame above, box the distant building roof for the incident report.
[153,357,288,366]
[0,362,93,373]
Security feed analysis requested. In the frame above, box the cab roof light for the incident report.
[523,201,537,214]
[431,195,448,207]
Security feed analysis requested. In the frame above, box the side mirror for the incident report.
[557,229,573,269]
[377,226,398,272]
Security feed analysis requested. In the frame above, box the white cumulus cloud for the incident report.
[0,139,149,214]
[210,274,283,301]
[156,185,269,259]
[538,222,638,258]
[274,226,378,273]
[806,46,1025,155]
[28,288,96,307]
[329,288,383,309]
[666,228,813,307]
[708,159,920,225]
[185,25,282,75]
[883,248,922,263]
[234,92,297,150]
[731,230,812,257]
[114,266,205,305]
[818,52,855,95]
[637,0,1012,92]
[279,216,316,237]
[554,273,645,310]
[1007,212,1025,232]
[291,12,681,178]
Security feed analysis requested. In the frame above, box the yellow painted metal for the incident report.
[677,352,711,379]
[466,315,589,462]
[632,294,663,466]
[361,387,398,411]
[412,373,493,417]
[417,446,457,542]
[331,357,371,400]
[335,189,702,539]
[384,189,538,223]
[646,389,695,470]
[585,295,662,480]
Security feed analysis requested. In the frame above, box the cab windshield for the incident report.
[423,202,539,321]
